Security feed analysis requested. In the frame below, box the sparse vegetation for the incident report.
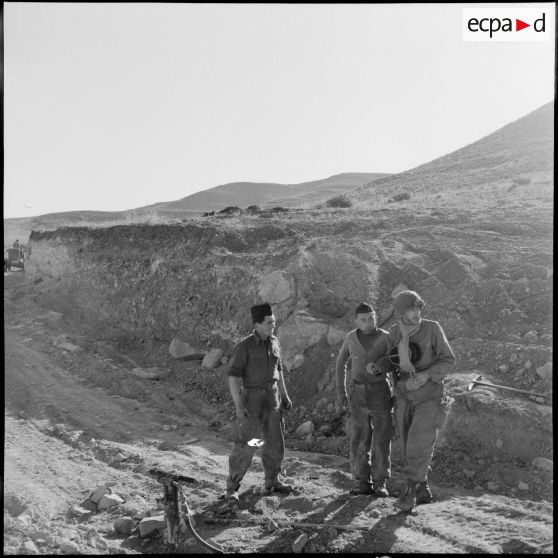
[325,194,352,208]
[388,192,411,203]
[246,205,262,212]
[218,206,241,214]
[508,176,532,192]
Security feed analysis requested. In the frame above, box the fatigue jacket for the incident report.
[228,332,282,389]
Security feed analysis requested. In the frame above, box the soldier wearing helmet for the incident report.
[385,290,456,513]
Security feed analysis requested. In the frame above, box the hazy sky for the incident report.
[4,3,555,218]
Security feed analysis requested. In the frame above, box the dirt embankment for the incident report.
[4,269,553,554]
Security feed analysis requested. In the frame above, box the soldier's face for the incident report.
[256,315,276,338]
[355,312,376,334]
[402,306,421,324]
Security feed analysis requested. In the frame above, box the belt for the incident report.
[244,380,278,390]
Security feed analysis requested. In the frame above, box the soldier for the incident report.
[224,303,294,501]
[385,290,456,513]
[335,302,393,497]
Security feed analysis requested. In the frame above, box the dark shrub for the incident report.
[325,194,352,208]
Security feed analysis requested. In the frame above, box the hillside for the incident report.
[3,173,386,250]
[139,172,389,212]
[351,101,553,207]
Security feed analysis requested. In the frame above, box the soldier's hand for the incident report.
[235,404,248,419]
[281,396,293,411]
[335,394,348,416]
[366,362,380,375]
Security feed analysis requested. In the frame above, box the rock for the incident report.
[391,283,409,299]
[267,518,278,531]
[30,531,52,545]
[68,504,93,518]
[290,354,305,370]
[308,472,319,480]
[220,356,229,365]
[535,362,552,380]
[369,509,380,518]
[258,270,295,304]
[80,498,97,511]
[501,538,539,554]
[21,540,39,555]
[296,421,315,437]
[495,439,504,449]
[518,482,529,491]
[535,397,546,404]
[463,469,475,479]
[168,338,205,360]
[319,425,332,436]
[532,457,552,472]
[114,517,136,535]
[60,540,80,554]
[486,482,499,491]
[509,353,518,363]
[98,493,125,511]
[202,348,223,369]
[524,331,538,344]
[90,485,111,505]
[326,327,347,346]
[277,311,328,368]
[292,533,309,553]
[327,527,338,538]
[138,515,167,537]
[498,365,509,374]
[304,433,314,446]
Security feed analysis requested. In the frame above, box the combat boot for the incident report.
[394,479,416,512]
[415,481,432,505]
[349,482,374,496]
[373,480,390,498]
[265,478,295,494]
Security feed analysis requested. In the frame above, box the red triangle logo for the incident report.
[516,19,530,31]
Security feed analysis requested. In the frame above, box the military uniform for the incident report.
[226,332,285,492]
[386,319,456,484]
[336,328,393,493]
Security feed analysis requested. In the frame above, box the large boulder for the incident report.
[277,311,328,368]
[138,515,167,538]
[168,338,205,360]
[202,348,223,369]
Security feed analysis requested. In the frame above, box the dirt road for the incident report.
[4,270,553,554]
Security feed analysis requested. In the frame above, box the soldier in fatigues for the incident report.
[224,303,295,501]
[385,290,456,513]
[336,303,393,497]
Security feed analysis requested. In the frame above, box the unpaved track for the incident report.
[4,270,553,554]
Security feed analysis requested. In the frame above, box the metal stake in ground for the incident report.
[467,374,547,398]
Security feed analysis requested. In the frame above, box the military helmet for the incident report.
[388,342,422,367]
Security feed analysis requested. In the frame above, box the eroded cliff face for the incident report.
[24,214,552,461]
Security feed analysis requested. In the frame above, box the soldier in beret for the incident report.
[224,303,294,501]
[384,290,456,513]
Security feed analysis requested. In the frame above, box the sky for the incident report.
[3,3,555,218]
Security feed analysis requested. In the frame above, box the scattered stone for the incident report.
[80,498,97,512]
[486,482,499,491]
[292,533,309,553]
[308,472,319,480]
[509,353,518,363]
[90,485,112,505]
[463,469,475,479]
[369,509,381,518]
[169,338,205,360]
[532,457,552,472]
[98,493,125,511]
[495,439,504,449]
[535,397,546,404]
[502,538,539,554]
[305,433,314,446]
[220,356,229,365]
[498,365,509,374]
[296,421,315,437]
[518,482,529,491]
[129,367,170,380]
[68,504,93,518]
[59,540,80,554]
[523,360,532,370]
[30,531,52,545]
[21,540,40,555]
[138,515,167,537]
[202,348,223,369]
[535,362,552,380]
[524,331,538,344]
[267,518,279,531]
[114,517,136,535]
